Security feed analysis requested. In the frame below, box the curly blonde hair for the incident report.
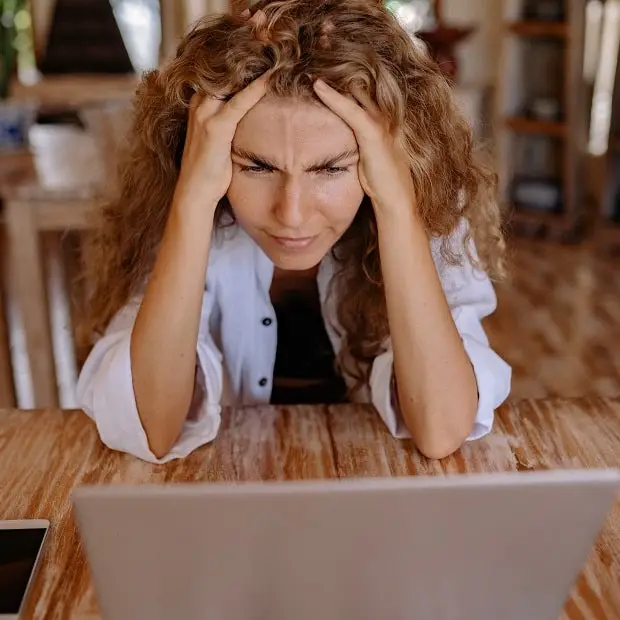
[82,0,505,383]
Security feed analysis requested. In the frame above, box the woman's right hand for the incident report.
[173,73,270,212]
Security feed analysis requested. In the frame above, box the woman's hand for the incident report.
[312,79,416,216]
[314,79,478,459]
[174,73,270,212]
[132,73,269,459]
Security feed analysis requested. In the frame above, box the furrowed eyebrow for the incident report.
[305,149,359,172]
[231,147,359,172]
[231,148,279,170]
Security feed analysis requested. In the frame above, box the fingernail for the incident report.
[314,79,327,90]
[249,9,267,26]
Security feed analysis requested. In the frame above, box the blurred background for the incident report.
[0,0,618,411]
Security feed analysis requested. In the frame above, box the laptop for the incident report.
[72,469,620,620]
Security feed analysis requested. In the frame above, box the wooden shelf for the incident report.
[506,21,568,38]
[601,219,620,229]
[509,207,564,227]
[596,220,620,246]
[9,74,138,110]
[504,116,566,138]
[507,207,582,240]
[497,1,588,242]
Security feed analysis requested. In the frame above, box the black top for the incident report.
[269,286,348,405]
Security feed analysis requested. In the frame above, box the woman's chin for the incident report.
[268,248,326,271]
[259,237,328,271]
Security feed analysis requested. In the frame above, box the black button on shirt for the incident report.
[259,377,269,387]
[262,317,273,326]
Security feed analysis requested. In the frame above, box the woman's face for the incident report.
[227,96,365,271]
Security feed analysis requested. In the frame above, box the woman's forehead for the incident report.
[235,95,356,150]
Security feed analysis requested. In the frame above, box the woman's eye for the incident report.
[321,167,348,176]
[240,165,271,174]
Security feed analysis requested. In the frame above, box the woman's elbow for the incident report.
[402,402,478,460]
[145,423,184,460]
[138,403,189,460]
[150,445,172,461]
[415,433,467,460]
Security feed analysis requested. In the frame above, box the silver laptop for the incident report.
[72,469,620,620]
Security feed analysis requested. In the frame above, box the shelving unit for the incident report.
[495,0,588,240]
[589,0,620,250]
[507,20,569,37]
[594,139,620,249]
[504,116,567,137]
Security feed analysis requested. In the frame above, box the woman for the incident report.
[77,0,511,463]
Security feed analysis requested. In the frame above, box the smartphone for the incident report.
[0,520,50,620]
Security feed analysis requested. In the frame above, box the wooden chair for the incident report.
[4,184,101,407]
[2,99,131,408]
[0,149,36,408]
[0,223,16,408]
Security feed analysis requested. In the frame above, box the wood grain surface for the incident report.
[1,398,619,620]
[485,238,620,401]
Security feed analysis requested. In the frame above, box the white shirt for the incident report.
[76,219,511,463]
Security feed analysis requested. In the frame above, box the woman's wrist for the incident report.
[171,182,220,220]
[166,199,216,258]
[374,197,425,240]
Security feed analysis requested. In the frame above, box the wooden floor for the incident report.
[487,238,620,400]
[5,235,620,407]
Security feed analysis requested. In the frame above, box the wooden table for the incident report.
[1,397,619,620]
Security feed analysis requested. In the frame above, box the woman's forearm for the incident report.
[130,198,217,458]
[121,75,269,459]
[375,206,478,459]
[309,78,478,457]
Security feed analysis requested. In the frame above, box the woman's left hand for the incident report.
[314,80,479,460]
[313,79,416,216]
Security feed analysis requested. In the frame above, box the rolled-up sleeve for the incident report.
[369,219,512,442]
[75,292,224,463]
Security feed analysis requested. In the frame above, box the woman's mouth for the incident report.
[269,235,318,250]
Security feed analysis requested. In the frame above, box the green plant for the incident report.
[0,0,27,99]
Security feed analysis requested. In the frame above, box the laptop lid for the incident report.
[72,469,620,620]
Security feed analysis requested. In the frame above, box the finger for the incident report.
[217,72,271,126]
[320,18,335,34]
[186,93,205,134]
[350,86,394,137]
[191,96,225,136]
[350,85,381,119]
[318,18,335,50]
[313,79,374,138]
[248,9,267,27]
[188,93,223,120]
[195,95,225,120]
[189,92,204,109]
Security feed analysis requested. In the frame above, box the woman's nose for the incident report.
[273,177,307,230]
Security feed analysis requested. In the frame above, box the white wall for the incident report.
[184,0,229,25]
[441,0,502,139]
[442,0,502,88]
